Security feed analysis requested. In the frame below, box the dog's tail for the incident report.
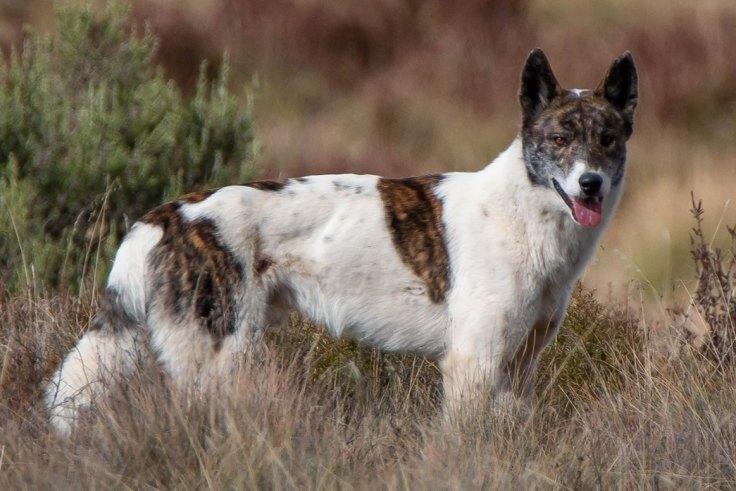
[45,223,162,437]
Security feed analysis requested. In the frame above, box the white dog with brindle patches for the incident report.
[46,49,638,435]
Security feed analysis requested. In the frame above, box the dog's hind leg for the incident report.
[45,291,146,437]
[146,257,271,397]
[147,301,268,398]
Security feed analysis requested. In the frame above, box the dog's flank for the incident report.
[45,49,637,436]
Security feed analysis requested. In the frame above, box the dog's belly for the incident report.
[289,276,450,356]
[273,205,450,356]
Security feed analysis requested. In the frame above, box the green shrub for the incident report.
[0,1,257,291]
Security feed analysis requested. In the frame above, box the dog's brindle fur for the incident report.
[142,202,243,351]
[46,49,638,435]
[377,175,450,304]
[521,51,636,189]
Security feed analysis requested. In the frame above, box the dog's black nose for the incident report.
[579,172,603,195]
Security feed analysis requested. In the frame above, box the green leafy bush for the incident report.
[0,2,257,291]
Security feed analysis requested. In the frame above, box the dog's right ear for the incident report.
[519,48,562,126]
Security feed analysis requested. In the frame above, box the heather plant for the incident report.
[0,2,257,291]
[685,194,736,367]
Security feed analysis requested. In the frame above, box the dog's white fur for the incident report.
[46,135,622,435]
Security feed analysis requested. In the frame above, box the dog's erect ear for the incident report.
[519,48,562,126]
[596,52,638,132]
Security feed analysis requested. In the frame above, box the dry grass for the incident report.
[3,199,731,488]
[2,280,736,488]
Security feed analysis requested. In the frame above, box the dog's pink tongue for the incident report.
[572,199,602,228]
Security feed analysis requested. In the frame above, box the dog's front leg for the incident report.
[505,315,562,408]
[441,309,519,422]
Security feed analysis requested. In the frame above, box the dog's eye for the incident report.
[553,135,568,147]
[600,134,615,147]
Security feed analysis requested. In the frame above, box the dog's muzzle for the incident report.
[552,178,603,228]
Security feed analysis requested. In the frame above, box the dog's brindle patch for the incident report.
[141,201,243,351]
[244,179,289,192]
[251,232,274,277]
[377,175,450,304]
[522,91,630,187]
[180,189,216,203]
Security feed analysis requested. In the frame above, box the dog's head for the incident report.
[519,49,638,228]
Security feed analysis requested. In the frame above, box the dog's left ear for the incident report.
[596,52,638,134]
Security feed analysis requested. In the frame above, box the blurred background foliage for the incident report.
[0,0,735,298]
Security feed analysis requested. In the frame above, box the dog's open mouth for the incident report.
[552,178,603,228]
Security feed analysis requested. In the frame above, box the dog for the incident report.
[46,49,637,435]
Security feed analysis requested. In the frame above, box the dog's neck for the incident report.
[476,138,620,283]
